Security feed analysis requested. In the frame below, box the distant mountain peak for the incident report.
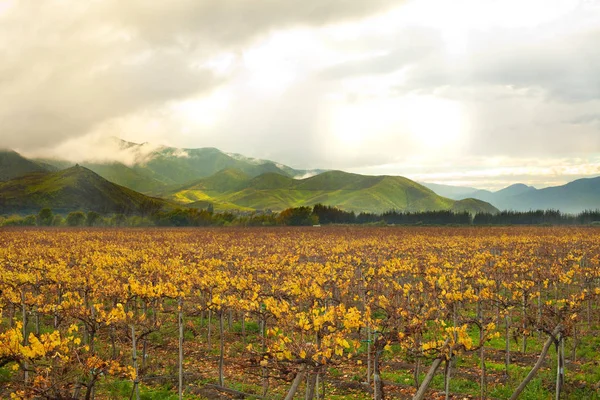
[109,136,138,148]
[62,164,94,174]
[0,148,18,155]
[225,152,264,165]
[503,183,535,190]
[495,183,537,196]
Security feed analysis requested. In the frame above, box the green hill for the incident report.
[165,169,498,214]
[246,172,296,190]
[33,158,171,193]
[451,198,499,214]
[294,170,374,190]
[78,162,167,193]
[0,150,51,181]
[0,166,171,214]
[180,168,252,192]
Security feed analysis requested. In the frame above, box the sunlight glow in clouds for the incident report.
[410,158,600,190]
[324,93,467,163]
[172,89,232,130]
[405,96,466,152]
[0,1,12,16]
[243,45,298,97]
[329,98,404,151]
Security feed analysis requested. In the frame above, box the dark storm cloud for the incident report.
[314,20,600,160]
[318,28,441,81]
[402,27,600,102]
[108,0,400,47]
[0,0,400,151]
[311,18,599,104]
[568,114,600,125]
[0,1,218,150]
[0,51,217,149]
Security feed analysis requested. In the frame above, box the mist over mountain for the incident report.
[36,138,324,193]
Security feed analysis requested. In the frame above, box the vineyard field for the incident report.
[1,226,600,400]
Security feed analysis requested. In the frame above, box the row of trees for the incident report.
[2,206,600,228]
[315,207,600,226]
[0,209,133,227]
[472,209,600,225]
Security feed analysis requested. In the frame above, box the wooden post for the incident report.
[219,310,225,387]
[21,289,28,385]
[555,333,564,400]
[522,294,527,353]
[131,325,140,400]
[178,297,184,400]
[505,311,510,378]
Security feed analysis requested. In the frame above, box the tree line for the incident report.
[2,205,600,227]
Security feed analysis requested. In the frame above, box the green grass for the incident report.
[230,320,260,334]
[101,379,202,400]
[0,366,12,385]
[383,369,415,385]
[227,380,266,396]
[377,322,600,400]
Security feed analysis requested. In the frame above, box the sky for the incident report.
[0,0,599,190]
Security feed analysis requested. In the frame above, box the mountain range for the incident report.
[422,180,600,213]
[0,140,495,215]
[1,138,599,215]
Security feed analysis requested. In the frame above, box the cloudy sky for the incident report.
[1,0,599,190]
